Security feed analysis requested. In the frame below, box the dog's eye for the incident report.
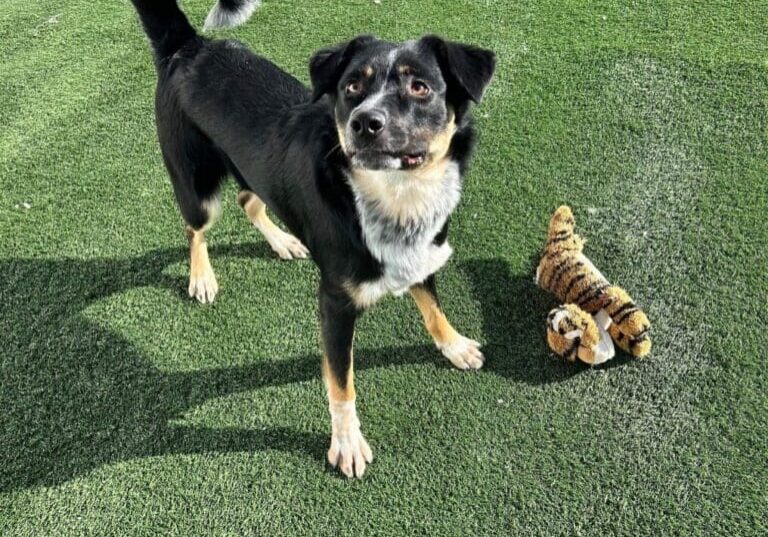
[409,80,430,97]
[345,80,363,96]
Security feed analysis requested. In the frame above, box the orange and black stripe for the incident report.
[609,300,639,325]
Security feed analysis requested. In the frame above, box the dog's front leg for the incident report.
[319,285,373,478]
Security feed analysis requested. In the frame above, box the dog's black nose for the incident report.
[350,111,386,137]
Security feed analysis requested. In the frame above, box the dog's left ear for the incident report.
[420,35,496,105]
[309,35,376,102]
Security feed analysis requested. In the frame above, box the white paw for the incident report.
[188,268,219,304]
[439,336,484,370]
[263,228,309,260]
[328,426,373,479]
[327,401,373,478]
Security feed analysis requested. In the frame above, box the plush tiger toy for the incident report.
[536,206,651,364]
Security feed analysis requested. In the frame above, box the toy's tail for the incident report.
[547,205,576,240]
[204,0,261,30]
[129,0,197,62]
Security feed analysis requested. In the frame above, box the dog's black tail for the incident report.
[130,0,197,61]
[130,0,260,61]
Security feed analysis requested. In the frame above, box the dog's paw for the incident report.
[439,336,484,370]
[262,227,310,260]
[188,268,219,304]
[328,426,373,479]
[327,402,373,479]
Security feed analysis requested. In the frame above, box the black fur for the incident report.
[319,284,357,390]
[129,0,495,431]
[420,35,497,110]
[131,0,197,62]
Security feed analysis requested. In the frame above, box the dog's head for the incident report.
[310,35,496,171]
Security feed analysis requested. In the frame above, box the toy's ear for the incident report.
[419,35,496,114]
[309,35,376,102]
[548,205,576,238]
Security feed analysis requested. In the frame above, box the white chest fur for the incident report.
[346,160,462,308]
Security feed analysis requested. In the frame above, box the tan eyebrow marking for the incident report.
[362,65,374,77]
[397,65,413,75]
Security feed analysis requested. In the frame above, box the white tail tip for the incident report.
[203,0,261,31]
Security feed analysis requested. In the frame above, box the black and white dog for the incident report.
[130,0,495,478]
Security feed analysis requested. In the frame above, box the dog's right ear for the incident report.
[309,35,376,102]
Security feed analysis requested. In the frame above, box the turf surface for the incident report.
[1,0,767,534]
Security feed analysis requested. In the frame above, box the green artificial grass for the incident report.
[1,0,767,534]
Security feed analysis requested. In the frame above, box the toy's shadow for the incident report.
[0,245,607,493]
[461,258,574,384]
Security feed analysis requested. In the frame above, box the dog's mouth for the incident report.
[348,149,427,171]
[385,151,426,169]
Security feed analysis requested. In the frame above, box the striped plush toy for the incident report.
[536,206,651,364]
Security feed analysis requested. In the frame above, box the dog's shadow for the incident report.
[0,245,603,492]
[465,257,574,384]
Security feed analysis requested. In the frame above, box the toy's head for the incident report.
[547,304,615,365]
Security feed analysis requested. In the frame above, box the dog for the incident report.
[129,0,495,478]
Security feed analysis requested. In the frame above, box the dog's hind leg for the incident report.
[185,211,219,304]
[176,189,221,304]
[159,121,226,303]
[237,190,309,260]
